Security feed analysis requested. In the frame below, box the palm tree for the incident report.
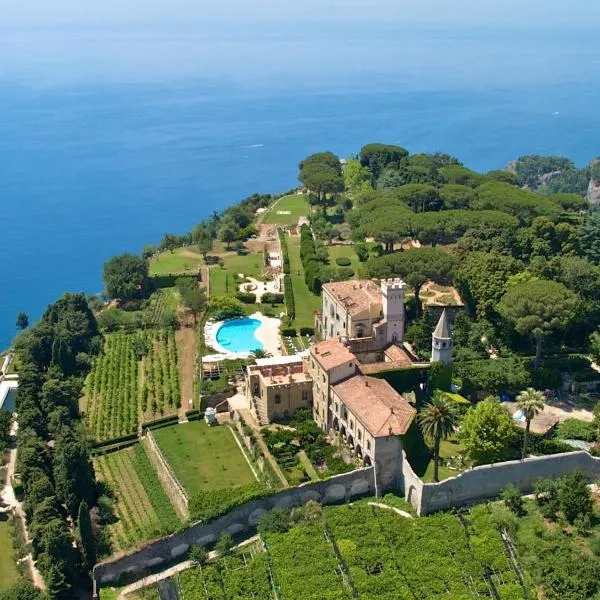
[251,349,272,359]
[417,392,461,483]
[516,387,545,459]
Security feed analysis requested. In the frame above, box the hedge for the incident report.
[141,414,179,432]
[188,483,268,522]
[300,327,315,336]
[236,292,257,304]
[185,409,205,422]
[281,327,298,337]
[93,431,139,449]
[150,273,197,290]
[283,274,295,320]
[92,439,139,456]
[335,256,351,267]
[278,229,290,275]
[337,267,354,279]
[261,292,284,304]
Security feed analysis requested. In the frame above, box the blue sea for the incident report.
[1,24,600,349]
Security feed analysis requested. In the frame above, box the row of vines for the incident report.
[94,445,180,552]
[84,329,180,442]
[176,550,273,599]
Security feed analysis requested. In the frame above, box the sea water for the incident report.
[1,24,600,349]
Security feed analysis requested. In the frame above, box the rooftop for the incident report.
[310,338,357,371]
[248,360,311,385]
[322,279,382,316]
[433,309,451,339]
[332,375,416,437]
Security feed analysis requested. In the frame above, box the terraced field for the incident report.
[94,444,180,552]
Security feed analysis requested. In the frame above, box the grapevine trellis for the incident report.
[85,329,181,442]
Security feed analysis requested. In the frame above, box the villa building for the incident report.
[318,278,406,347]
[308,337,416,490]
[245,355,313,424]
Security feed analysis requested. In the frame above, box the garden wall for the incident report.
[403,450,600,515]
[93,467,375,589]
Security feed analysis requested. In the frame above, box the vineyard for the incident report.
[144,288,179,327]
[94,444,180,552]
[84,329,180,442]
[262,503,531,600]
[177,545,273,599]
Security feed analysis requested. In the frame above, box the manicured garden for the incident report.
[0,516,19,591]
[153,421,256,497]
[149,247,204,276]
[209,252,265,297]
[327,244,361,278]
[286,235,321,329]
[94,444,181,552]
[84,330,181,442]
[263,193,309,225]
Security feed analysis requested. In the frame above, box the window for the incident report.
[302,390,308,400]
[348,362,353,368]
[253,385,259,395]
[322,374,326,383]
[442,342,446,348]
[358,430,362,441]
[334,402,339,412]
[356,327,364,338]
[367,440,371,451]
[275,394,281,404]
[350,420,354,430]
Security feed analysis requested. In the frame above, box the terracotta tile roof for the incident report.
[322,279,382,316]
[310,338,357,371]
[383,344,415,366]
[332,375,416,437]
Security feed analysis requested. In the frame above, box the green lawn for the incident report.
[327,244,361,276]
[209,252,265,297]
[0,517,19,591]
[263,194,309,225]
[287,236,322,329]
[422,438,467,483]
[153,421,256,496]
[150,247,204,276]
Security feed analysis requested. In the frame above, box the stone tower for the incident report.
[431,309,452,364]
[380,278,406,344]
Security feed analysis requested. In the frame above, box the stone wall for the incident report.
[403,450,600,515]
[143,432,189,519]
[93,467,375,587]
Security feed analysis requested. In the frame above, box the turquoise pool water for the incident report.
[215,318,263,353]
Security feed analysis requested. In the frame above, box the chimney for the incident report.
[390,407,395,415]
[287,366,293,382]
[365,379,369,387]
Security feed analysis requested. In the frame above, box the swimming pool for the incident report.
[215,318,263,353]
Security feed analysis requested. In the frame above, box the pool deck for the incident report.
[205,312,281,359]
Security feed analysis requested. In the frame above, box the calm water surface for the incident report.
[1,25,600,348]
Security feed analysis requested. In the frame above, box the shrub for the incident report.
[236,292,257,304]
[215,531,234,556]
[559,470,592,524]
[556,418,597,442]
[281,327,297,337]
[589,535,600,556]
[300,327,315,336]
[337,267,354,279]
[257,508,291,534]
[208,295,245,320]
[261,293,284,305]
[335,256,352,267]
[189,545,207,565]
[501,484,524,516]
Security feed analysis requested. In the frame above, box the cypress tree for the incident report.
[77,501,96,571]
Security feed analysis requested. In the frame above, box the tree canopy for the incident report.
[359,143,408,180]
[498,279,580,367]
[460,397,515,464]
[103,253,149,300]
[367,247,457,316]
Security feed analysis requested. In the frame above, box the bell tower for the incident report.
[431,309,452,364]
[380,278,406,344]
